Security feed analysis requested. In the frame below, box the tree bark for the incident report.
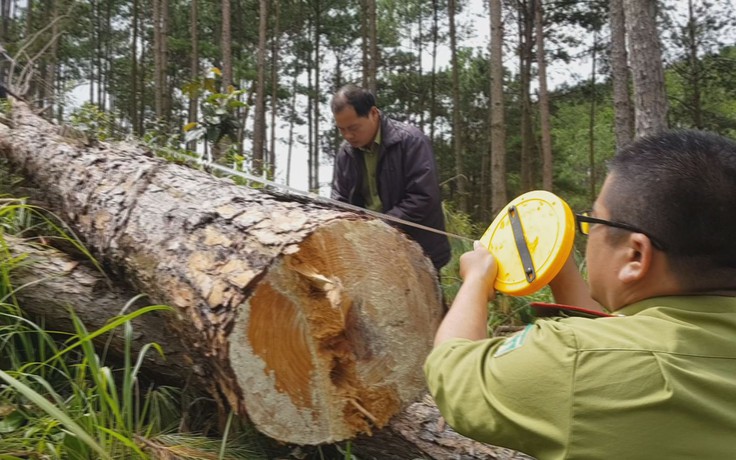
[517,0,536,192]
[4,235,191,385]
[311,0,321,192]
[588,32,599,203]
[449,0,467,213]
[152,0,161,119]
[269,0,280,179]
[534,0,553,192]
[623,0,668,137]
[0,101,442,445]
[187,0,199,151]
[252,0,267,175]
[609,0,633,149]
[685,0,703,129]
[221,0,233,89]
[353,397,534,460]
[131,0,140,135]
[360,0,369,88]
[429,0,439,143]
[367,0,378,94]
[45,0,60,117]
[489,0,508,217]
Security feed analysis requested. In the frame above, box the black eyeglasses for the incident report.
[575,211,667,251]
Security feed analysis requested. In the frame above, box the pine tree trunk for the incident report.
[0,101,442,445]
[429,0,439,143]
[623,0,668,137]
[588,33,599,203]
[131,0,140,135]
[534,0,553,192]
[449,0,467,213]
[367,0,378,94]
[4,233,534,460]
[610,0,633,149]
[311,0,321,192]
[187,0,199,151]
[269,0,280,179]
[489,0,508,217]
[45,0,59,116]
[160,0,170,120]
[221,0,232,89]
[360,0,369,88]
[518,0,535,191]
[253,0,268,175]
[685,0,703,129]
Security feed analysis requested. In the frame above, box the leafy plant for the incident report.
[69,102,117,142]
[183,68,247,152]
[0,96,11,116]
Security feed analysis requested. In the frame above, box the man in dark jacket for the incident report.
[330,84,451,272]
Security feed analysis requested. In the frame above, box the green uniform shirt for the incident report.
[424,296,736,459]
[360,128,382,212]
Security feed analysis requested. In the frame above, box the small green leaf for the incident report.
[181,81,201,97]
[0,409,25,433]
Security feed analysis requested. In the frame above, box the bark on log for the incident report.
[0,101,444,445]
[4,234,191,385]
[352,397,534,460]
[5,233,535,460]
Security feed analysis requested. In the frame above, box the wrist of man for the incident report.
[459,275,496,302]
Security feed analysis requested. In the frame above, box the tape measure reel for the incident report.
[479,190,575,296]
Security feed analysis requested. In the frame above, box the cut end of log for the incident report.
[229,219,443,444]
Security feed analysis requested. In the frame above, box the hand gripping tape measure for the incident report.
[479,190,575,296]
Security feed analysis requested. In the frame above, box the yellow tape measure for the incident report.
[479,190,575,296]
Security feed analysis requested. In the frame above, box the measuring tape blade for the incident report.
[161,149,474,243]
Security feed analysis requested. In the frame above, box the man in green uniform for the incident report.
[424,130,736,459]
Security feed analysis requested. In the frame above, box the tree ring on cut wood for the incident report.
[229,219,442,444]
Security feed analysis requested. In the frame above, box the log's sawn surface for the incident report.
[0,102,444,445]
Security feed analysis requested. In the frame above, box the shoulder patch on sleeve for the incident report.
[494,324,534,357]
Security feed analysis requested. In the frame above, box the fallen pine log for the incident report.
[3,234,191,385]
[353,397,535,460]
[0,101,444,445]
[4,231,535,460]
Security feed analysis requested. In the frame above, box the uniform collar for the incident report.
[359,124,382,153]
[617,295,736,316]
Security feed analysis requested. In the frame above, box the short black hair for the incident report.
[331,84,376,117]
[605,130,736,287]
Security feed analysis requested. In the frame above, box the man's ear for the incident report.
[618,233,654,284]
